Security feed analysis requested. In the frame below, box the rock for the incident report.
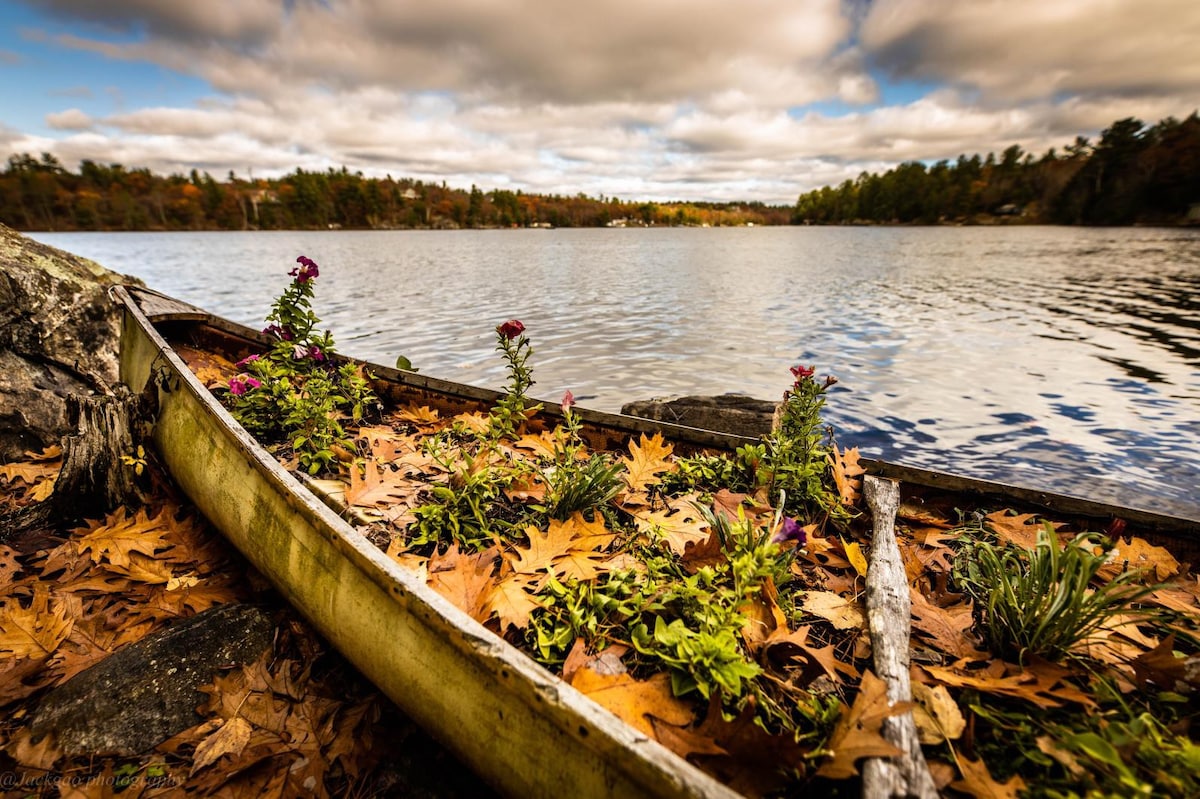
[620,394,777,438]
[29,604,274,757]
[0,223,138,459]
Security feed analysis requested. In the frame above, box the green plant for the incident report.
[757,365,847,522]
[490,319,539,439]
[538,392,624,521]
[225,256,377,474]
[954,525,1163,663]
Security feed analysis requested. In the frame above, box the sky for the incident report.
[0,0,1197,205]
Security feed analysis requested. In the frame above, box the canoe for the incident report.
[114,285,1199,798]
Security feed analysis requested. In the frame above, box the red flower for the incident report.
[497,319,525,340]
[790,364,815,381]
[561,390,575,410]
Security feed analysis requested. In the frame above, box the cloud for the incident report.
[45,108,94,130]
[861,0,1200,103]
[31,0,279,44]
[0,48,23,65]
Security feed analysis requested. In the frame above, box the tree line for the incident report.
[793,113,1200,226]
[0,158,790,232]
[3,111,1196,232]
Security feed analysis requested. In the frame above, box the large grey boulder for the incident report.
[0,223,137,458]
[620,394,777,439]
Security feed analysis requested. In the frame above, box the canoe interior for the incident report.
[153,304,1200,559]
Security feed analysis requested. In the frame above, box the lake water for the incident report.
[32,226,1200,517]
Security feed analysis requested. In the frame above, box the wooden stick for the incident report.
[863,475,939,799]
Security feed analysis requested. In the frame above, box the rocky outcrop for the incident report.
[0,224,138,458]
[620,394,777,438]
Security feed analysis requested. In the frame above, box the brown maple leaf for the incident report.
[620,433,675,491]
[816,670,910,779]
[509,514,616,581]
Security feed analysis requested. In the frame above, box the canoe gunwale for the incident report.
[115,285,741,799]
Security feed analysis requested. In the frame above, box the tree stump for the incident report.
[1,384,153,544]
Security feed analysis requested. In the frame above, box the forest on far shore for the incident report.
[1,113,1197,232]
[794,113,1200,226]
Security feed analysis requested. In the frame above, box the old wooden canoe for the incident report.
[114,285,1199,799]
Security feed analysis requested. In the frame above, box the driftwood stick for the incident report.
[863,475,939,799]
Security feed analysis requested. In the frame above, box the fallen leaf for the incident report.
[951,755,1026,799]
[485,573,545,632]
[620,433,675,491]
[191,716,254,775]
[841,538,868,578]
[1101,536,1179,581]
[816,671,909,779]
[74,506,174,569]
[829,444,864,506]
[0,585,73,660]
[803,590,865,630]
[427,545,499,623]
[985,511,1057,550]
[633,506,710,556]
[912,681,966,744]
[569,668,693,737]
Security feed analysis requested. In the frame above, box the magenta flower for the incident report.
[289,255,320,283]
[772,517,807,546]
[235,354,261,368]
[497,319,525,340]
[229,374,262,396]
[308,345,325,361]
[790,364,815,382]
[561,389,575,411]
[263,323,294,342]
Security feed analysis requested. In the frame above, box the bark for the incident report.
[862,475,939,799]
[1,384,154,544]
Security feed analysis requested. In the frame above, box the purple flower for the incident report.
[289,255,320,283]
[229,374,262,396]
[561,390,575,410]
[308,345,325,362]
[235,354,261,368]
[772,516,807,547]
[497,319,525,340]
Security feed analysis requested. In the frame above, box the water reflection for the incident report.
[33,226,1200,515]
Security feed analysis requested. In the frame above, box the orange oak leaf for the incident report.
[816,670,909,779]
[0,585,73,660]
[484,573,545,632]
[920,657,1095,708]
[620,433,675,491]
[951,755,1026,799]
[509,518,579,574]
[568,667,693,737]
[396,404,440,425]
[985,510,1058,550]
[829,444,864,506]
[74,506,174,569]
[426,544,499,624]
[633,506,710,556]
[1101,536,1179,581]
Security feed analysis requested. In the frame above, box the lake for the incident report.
[32,226,1200,517]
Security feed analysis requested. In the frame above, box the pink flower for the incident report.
[289,255,320,283]
[497,319,525,340]
[235,354,260,368]
[561,390,575,410]
[264,323,293,341]
[229,374,262,396]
